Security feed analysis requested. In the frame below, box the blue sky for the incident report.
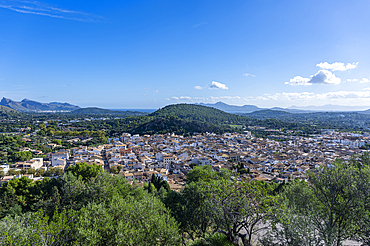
[1,0,370,109]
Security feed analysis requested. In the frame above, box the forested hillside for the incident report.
[68,107,146,116]
[150,104,246,124]
[131,116,232,135]
[148,104,318,135]
[243,110,370,132]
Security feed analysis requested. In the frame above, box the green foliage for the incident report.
[199,179,277,245]
[43,167,64,177]
[186,165,231,184]
[0,176,35,217]
[6,169,20,176]
[52,139,62,145]
[0,209,77,245]
[0,170,181,245]
[27,168,35,175]
[132,116,229,135]
[109,164,122,174]
[190,233,234,246]
[161,167,234,243]
[66,162,101,181]
[68,107,146,116]
[35,168,45,177]
[0,105,21,118]
[244,110,370,133]
[76,193,180,245]
[150,104,248,125]
[10,151,33,162]
[262,157,370,246]
[149,173,170,192]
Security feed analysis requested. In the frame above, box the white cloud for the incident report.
[168,95,249,104]
[285,76,311,86]
[166,89,370,107]
[209,81,228,90]
[286,70,341,86]
[171,96,192,100]
[309,70,341,85]
[316,62,358,71]
[194,86,203,90]
[0,0,102,22]
[243,73,255,77]
[360,78,370,83]
[257,90,370,101]
[347,79,359,82]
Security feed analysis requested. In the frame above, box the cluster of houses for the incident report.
[1,130,369,190]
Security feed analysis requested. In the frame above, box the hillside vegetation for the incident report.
[150,104,246,125]
[148,104,317,134]
[243,110,370,132]
[131,116,231,135]
[0,105,21,118]
[68,107,146,116]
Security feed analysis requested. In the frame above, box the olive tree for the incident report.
[200,179,277,246]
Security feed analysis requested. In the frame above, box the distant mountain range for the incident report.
[199,102,370,113]
[2,97,370,114]
[0,97,80,112]
[199,102,261,113]
[0,97,148,116]
[289,104,370,112]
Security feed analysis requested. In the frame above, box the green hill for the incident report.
[131,116,230,135]
[149,104,246,125]
[148,104,320,135]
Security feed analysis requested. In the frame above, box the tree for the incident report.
[7,169,20,176]
[52,139,62,145]
[307,161,365,245]
[149,173,170,192]
[0,209,77,245]
[35,168,45,177]
[27,168,35,175]
[186,165,231,184]
[262,159,370,246]
[161,166,232,242]
[66,162,101,181]
[75,193,181,245]
[0,170,4,180]
[10,151,33,162]
[0,176,35,217]
[200,179,277,246]
[110,165,122,174]
[260,180,323,246]
[43,167,64,177]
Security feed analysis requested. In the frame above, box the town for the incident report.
[1,128,368,190]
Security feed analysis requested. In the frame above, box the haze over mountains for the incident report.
[199,102,370,113]
[1,97,370,114]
